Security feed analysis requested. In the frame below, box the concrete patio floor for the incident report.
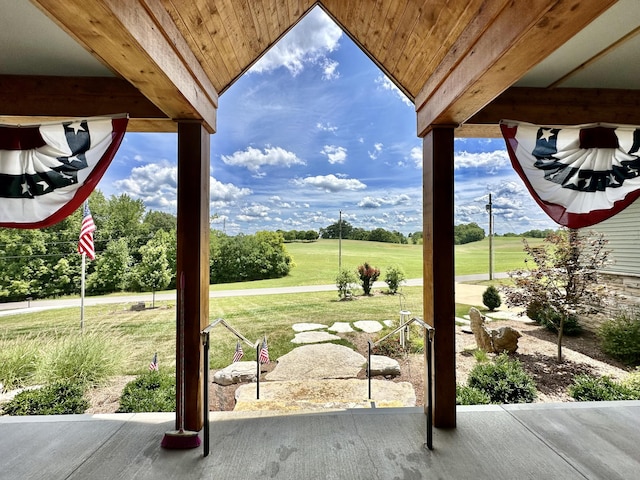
[1,401,639,479]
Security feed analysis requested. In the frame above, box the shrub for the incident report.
[568,374,640,401]
[336,268,358,299]
[598,311,640,365]
[525,300,546,322]
[384,265,406,294]
[0,339,39,391]
[539,307,582,336]
[117,371,176,413]
[2,380,88,415]
[38,332,123,386]
[467,354,537,404]
[482,285,501,311]
[456,384,491,405]
[357,262,380,296]
[621,369,640,394]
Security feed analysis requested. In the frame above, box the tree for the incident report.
[454,223,485,244]
[320,220,353,239]
[357,262,380,296]
[384,265,406,294]
[87,238,131,294]
[502,229,611,362]
[135,238,171,307]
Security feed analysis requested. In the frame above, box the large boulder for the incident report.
[213,361,259,386]
[469,307,521,354]
[469,307,493,352]
[369,355,401,377]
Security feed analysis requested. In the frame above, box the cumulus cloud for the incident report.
[357,194,411,209]
[221,146,305,173]
[410,146,422,168]
[454,150,510,172]
[293,174,366,192]
[237,204,271,222]
[210,177,252,202]
[321,145,347,164]
[368,143,383,160]
[250,7,342,77]
[375,75,412,106]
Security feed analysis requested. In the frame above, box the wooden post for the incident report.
[422,127,456,428]
[176,121,210,432]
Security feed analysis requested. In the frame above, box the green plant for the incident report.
[357,262,380,296]
[598,311,640,365]
[2,380,88,415]
[467,353,537,404]
[482,285,501,311]
[0,339,39,391]
[37,332,123,386]
[456,384,491,405]
[621,369,640,394]
[472,348,490,363]
[525,299,545,322]
[538,307,582,336]
[117,371,176,413]
[568,374,640,401]
[335,268,358,299]
[384,265,406,294]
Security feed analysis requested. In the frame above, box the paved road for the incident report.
[0,273,508,317]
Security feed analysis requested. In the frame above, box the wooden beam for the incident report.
[467,87,640,127]
[176,121,210,432]
[0,75,166,119]
[416,0,616,136]
[422,127,456,428]
[32,0,218,133]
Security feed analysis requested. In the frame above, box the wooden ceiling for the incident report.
[4,0,639,136]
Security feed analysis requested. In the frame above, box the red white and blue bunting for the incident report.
[0,115,128,228]
[501,120,640,228]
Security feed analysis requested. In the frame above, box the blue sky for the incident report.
[99,6,557,236]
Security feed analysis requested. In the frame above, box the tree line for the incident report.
[0,191,292,302]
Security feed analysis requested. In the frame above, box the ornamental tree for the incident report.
[357,262,380,296]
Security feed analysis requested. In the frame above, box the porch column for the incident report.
[422,126,456,428]
[176,121,210,431]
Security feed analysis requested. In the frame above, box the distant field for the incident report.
[210,237,543,291]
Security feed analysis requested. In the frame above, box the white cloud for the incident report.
[237,204,271,222]
[375,75,412,106]
[321,145,347,164]
[210,177,252,202]
[317,122,338,133]
[410,146,422,168]
[249,7,342,77]
[113,162,177,210]
[368,142,383,160]
[358,194,411,209]
[454,150,510,172]
[293,174,366,192]
[221,146,305,173]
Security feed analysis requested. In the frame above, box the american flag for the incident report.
[78,201,96,260]
[233,341,244,363]
[149,352,159,371]
[259,336,270,364]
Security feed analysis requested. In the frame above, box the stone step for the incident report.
[234,379,416,412]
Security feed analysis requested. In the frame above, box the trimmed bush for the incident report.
[467,354,537,404]
[539,307,582,336]
[117,371,176,413]
[482,286,501,311]
[526,300,546,322]
[598,311,640,366]
[568,374,640,401]
[456,385,491,405]
[384,265,406,294]
[2,380,88,415]
[357,262,380,296]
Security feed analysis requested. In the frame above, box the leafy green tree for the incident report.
[336,268,358,299]
[87,238,131,294]
[384,265,406,294]
[320,220,353,239]
[454,223,485,244]
[135,238,171,307]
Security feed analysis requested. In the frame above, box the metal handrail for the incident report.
[367,316,435,450]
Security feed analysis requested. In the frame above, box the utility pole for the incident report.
[338,210,342,271]
[486,194,494,280]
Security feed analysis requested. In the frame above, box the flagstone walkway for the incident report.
[232,320,416,412]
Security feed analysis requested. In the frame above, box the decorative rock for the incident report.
[469,307,521,353]
[383,320,394,328]
[130,302,145,311]
[291,331,341,344]
[234,378,416,411]
[353,320,383,333]
[213,361,258,386]
[266,344,365,381]
[292,323,327,332]
[328,322,354,333]
[369,355,401,376]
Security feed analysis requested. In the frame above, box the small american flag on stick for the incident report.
[78,201,96,260]
[149,352,158,371]
[233,341,244,363]
[259,336,270,364]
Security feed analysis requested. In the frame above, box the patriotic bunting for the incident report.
[0,115,128,228]
[500,120,640,228]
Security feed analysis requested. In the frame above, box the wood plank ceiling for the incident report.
[7,0,637,135]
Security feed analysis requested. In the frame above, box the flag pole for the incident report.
[80,252,86,333]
